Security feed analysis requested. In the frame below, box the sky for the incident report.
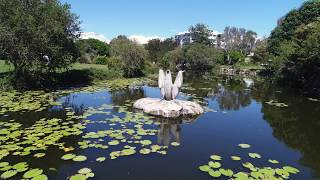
[62,0,306,44]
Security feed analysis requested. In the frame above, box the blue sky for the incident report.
[62,0,306,43]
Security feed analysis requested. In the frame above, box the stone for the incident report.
[133,98,203,118]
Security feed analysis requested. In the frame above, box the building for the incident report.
[175,30,225,49]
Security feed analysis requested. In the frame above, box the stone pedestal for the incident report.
[133,98,203,118]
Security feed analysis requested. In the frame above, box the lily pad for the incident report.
[238,144,251,149]
[70,174,87,180]
[23,168,43,178]
[170,142,180,146]
[108,140,119,146]
[208,161,221,169]
[73,155,87,162]
[61,153,76,160]
[208,170,221,178]
[248,153,261,159]
[139,148,151,154]
[268,159,279,164]
[210,155,222,161]
[96,157,106,162]
[1,170,18,179]
[199,165,211,172]
[283,166,300,174]
[140,140,152,146]
[78,168,92,174]
[31,174,48,180]
[231,156,241,161]
[219,168,233,177]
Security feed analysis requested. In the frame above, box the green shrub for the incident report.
[94,56,109,65]
[105,57,122,71]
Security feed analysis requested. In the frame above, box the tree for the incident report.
[252,38,269,63]
[76,38,111,63]
[110,36,147,77]
[189,23,213,46]
[223,26,257,64]
[145,38,177,63]
[0,0,80,88]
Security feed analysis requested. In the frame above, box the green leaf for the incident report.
[210,155,222,161]
[219,168,233,177]
[23,168,43,178]
[208,161,221,169]
[139,148,151,154]
[31,174,48,180]
[231,156,241,161]
[268,159,279,164]
[70,174,87,180]
[73,155,87,162]
[78,168,92,174]
[208,170,221,178]
[248,153,261,159]
[96,157,106,162]
[108,140,120,146]
[238,144,251,148]
[1,170,18,179]
[0,162,9,168]
[170,142,180,146]
[199,165,211,172]
[283,166,300,174]
[242,162,254,169]
[140,140,152,146]
[61,153,76,160]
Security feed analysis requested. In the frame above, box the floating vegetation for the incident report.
[308,98,320,102]
[265,100,288,107]
[238,144,251,149]
[198,145,300,179]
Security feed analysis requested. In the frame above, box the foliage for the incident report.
[110,36,147,77]
[160,43,224,71]
[229,50,245,65]
[189,23,213,46]
[145,38,177,63]
[252,39,269,63]
[93,55,109,65]
[0,0,81,88]
[76,38,111,63]
[266,0,320,92]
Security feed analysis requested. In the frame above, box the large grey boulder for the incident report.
[133,98,203,118]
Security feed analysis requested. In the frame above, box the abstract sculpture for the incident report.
[133,69,203,118]
[158,69,183,100]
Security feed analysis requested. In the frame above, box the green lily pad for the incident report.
[23,168,43,178]
[78,168,92,174]
[210,155,222,161]
[248,153,261,159]
[34,153,46,158]
[0,162,9,168]
[140,140,152,146]
[86,172,95,178]
[199,165,211,172]
[268,159,279,164]
[283,166,300,174]
[208,170,221,178]
[242,162,254,169]
[170,142,180,146]
[96,157,106,162]
[70,174,87,180]
[219,168,233,177]
[231,156,241,161]
[139,148,151,154]
[238,144,251,148]
[121,148,136,156]
[208,161,221,169]
[31,174,48,180]
[1,170,18,179]
[108,140,119,146]
[73,155,87,162]
[251,171,264,179]
[61,153,76,160]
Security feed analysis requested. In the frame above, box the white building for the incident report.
[175,30,225,49]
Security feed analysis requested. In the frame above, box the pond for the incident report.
[0,74,320,180]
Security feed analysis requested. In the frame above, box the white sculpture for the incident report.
[158,69,183,100]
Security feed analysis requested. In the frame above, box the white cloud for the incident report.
[80,32,110,43]
[129,35,165,45]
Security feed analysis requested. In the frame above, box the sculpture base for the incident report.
[133,98,203,118]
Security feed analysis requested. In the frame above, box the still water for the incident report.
[0,74,320,179]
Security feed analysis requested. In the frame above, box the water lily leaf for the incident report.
[78,168,92,174]
[208,161,221,169]
[70,174,87,180]
[1,170,17,179]
[242,162,254,169]
[108,140,119,146]
[34,153,46,158]
[248,153,261,159]
[86,172,95,178]
[139,148,151,155]
[268,159,279,164]
[0,162,9,168]
[219,168,233,177]
[208,170,221,177]
[276,168,290,177]
[231,156,241,161]
[170,142,180,146]
[238,144,251,149]
[251,171,263,179]
[140,140,152,146]
[31,174,48,180]
[96,157,106,162]
[73,155,87,162]
[233,172,248,178]
[121,148,136,156]
[61,153,76,160]
[283,166,300,174]
[23,168,43,178]
[210,155,222,161]
[199,165,211,172]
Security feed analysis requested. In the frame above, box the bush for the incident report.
[229,50,245,65]
[94,56,109,65]
[105,57,122,71]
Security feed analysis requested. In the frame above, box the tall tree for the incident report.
[0,0,81,88]
[189,23,213,46]
[145,38,177,63]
